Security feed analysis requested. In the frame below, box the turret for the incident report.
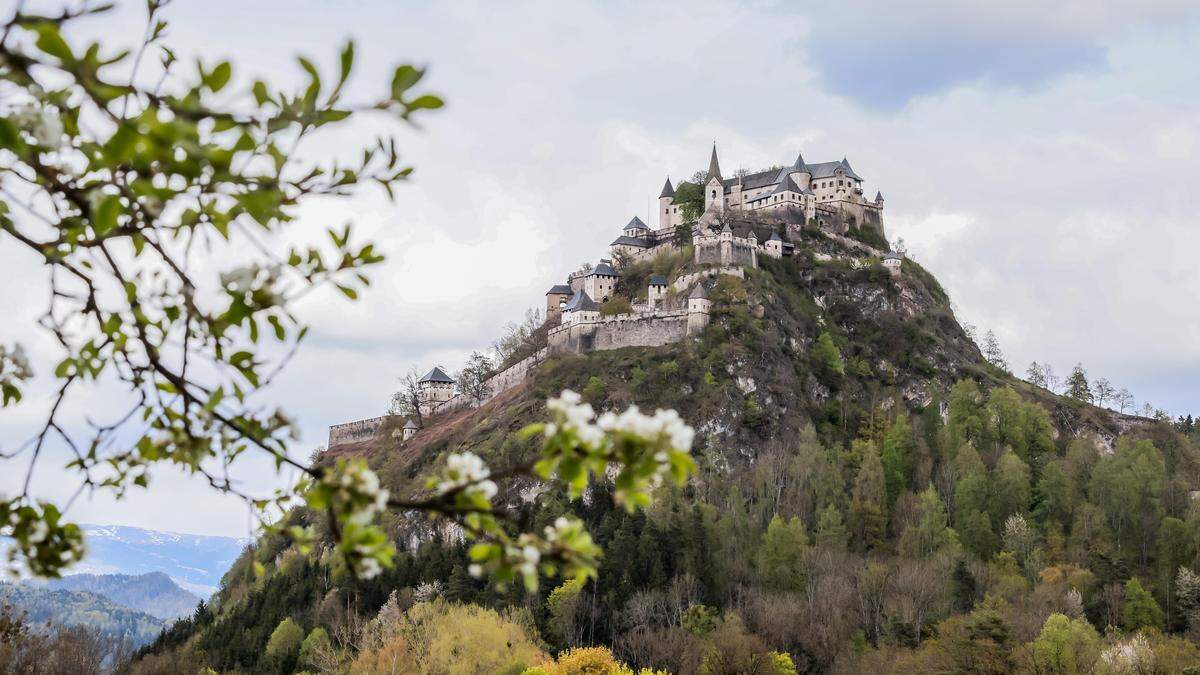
[875,191,885,207]
[658,177,675,228]
[789,150,811,190]
[704,144,724,213]
[417,366,456,415]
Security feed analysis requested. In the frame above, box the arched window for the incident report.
[711,189,717,199]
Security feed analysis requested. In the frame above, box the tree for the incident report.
[756,515,808,591]
[1176,567,1200,633]
[1025,613,1099,675]
[899,487,960,558]
[1065,363,1092,403]
[298,627,332,671]
[815,504,848,551]
[811,331,844,378]
[1116,388,1135,414]
[491,307,544,367]
[1042,364,1061,393]
[982,330,1008,372]
[390,366,427,426]
[0,2,444,578]
[1094,378,1115,408]
[880,415,915,506]
[991,452,1032,526]
[265,618,304,672]
[849,441,887,550]
[546,577,585,649]
[672,181,705,222]
[1026,362,1047,388]
[1122,578,1164,631]
[456,351,494,405]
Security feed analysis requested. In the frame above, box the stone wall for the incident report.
[547,310,689,355]
[672,265,744,292]
[328,415,389,447]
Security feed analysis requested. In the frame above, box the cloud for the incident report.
[800,1,1200,110]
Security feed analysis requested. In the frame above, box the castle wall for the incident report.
[672,265,743,292]
[548,310,689,355]
[328,415,389,447]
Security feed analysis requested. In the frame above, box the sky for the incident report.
[2,0,1200,539]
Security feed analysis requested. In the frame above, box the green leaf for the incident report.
[390,65,423,100]
[406,94,444,111]
[252,80,270,106]
[92,195,121,235]
[209,61,232,92]
[335,284,357,300]
[339,41,355,85]
[33,24,73,62]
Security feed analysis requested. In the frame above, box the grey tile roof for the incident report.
[875,191,884,202]
[611,235,650,247]
[884,251,902,261]
[706,144,722,183]
[419,366,454,384]
[624,216,648,231]
[659,178,675,199]
[688,283,709,299]
[649,274,668,286]
[591,261,619,277]
[403,419,419,429]
[546,284,572,296]
[563,290,600,312]
[769,231,782,241]
[793,151,805,169]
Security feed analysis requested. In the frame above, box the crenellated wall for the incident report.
[328,415,390,447]
[547,310,689,355]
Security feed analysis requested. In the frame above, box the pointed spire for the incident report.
[659,177,675,199]
[706,143,722,183]
[875,191,884,203]
[793,151,805,169]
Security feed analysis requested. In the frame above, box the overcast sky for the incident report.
[3,0,1200,539]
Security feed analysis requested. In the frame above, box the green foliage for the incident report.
[601,296,633,316]
[298,627,331,670]
[682,604,719,636]
[756,515,808,591]
[1027,613,1099,675]
[811,331,844,379]
[881,415,915,505]
[899,487,960,558]
[583,375,607,402]
[546,577,585,648]
[264,617,304,672]
[1123,578,1165,631]
[673,181,704,221]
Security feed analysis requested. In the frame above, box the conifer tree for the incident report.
[756,515,808,591]
[899,487,960,558]
[1066,363,1093,403]
[1122,578,1164,631]
[850,441,887,551]
[815,504,848,551]
[812,331,844,378]
[881,415,915,506]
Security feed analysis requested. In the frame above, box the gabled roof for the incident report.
[611,235,650,248]
[591,261,619,277]
[688,283,709,300]
[624,216,648,232]
[546,284,572,296]
[419,366,454,384]
[771,174,802,195]
[803,159,863,181]
[563,290,600,312]
[648,274,668,286]
[403,419,419,429]
[706,144,722,183]
[659,178,675,199]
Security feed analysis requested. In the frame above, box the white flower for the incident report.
[468,564,483,578]
[27,520,49,544]
[357,557,382,580]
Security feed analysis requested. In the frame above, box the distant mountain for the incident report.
[0,582,165,648]
[71,524,248,596]
[32,572,201,621]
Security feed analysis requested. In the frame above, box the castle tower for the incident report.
[686,282,711,336]
[704,144,724,214]
[402,419,419,441]
[789,150,811,191]
[658,178,675,229]
[417,366,455,415]
[647,274,668,309]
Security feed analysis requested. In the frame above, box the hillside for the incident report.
[130,222,1200,674]
[32,572,201,621]
[0,582,166,648]
[72,524,248,597]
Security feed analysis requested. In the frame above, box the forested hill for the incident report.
[132,223,1200,674]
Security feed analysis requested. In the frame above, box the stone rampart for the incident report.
[328,415,389,447]
[672,266,744,292]
[547,310,689,355]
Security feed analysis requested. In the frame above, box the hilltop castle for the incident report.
[328,143,899,447]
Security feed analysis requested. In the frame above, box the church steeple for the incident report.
[659,177,675,198]
[706,143,723,183]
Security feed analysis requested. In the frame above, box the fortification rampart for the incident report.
[328,415,390,447]
[547,310,689,355]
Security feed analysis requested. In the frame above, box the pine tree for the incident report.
[812,331,843,377]
[850,441,887,550]
[756,515,808,591]
[815,504,848,551]
[880,415,915,506]
[1065,363,1093,403]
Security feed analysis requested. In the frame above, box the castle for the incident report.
[327,143,900,447]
